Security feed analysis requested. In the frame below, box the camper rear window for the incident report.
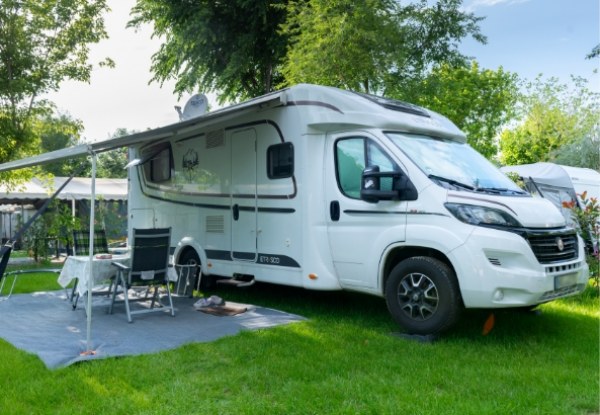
[267,142,294,179]
[143,146,172,183]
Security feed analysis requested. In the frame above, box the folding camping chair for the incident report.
[108,228,175,323]
[69,229,111,308]
[0,242,62,300]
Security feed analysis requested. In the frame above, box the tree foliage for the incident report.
[37,113,85,176]
[130,0,485,103]
[95,128,132,178]
[281,0,486,94]
[0,0,110,184]
[129,0,288,104]
[587,44,600,59]
[394,62,518,158]
[550,135,600,171]
[66,128,133,178]
[499,76,600,167]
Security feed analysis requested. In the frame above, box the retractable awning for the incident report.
[0,89,285,173]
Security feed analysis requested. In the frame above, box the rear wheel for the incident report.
[385,256,462,335]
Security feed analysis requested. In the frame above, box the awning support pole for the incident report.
[85,152,97,354]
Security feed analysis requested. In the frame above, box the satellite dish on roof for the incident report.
[175,93,208,121]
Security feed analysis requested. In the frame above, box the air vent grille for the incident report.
[206,129,225,149]
[206,215,224,233]
[487,258,502,266]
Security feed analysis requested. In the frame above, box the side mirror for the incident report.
[361,166,380,192]
[360,166,418,203]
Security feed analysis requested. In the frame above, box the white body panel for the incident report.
[126,84,588,309]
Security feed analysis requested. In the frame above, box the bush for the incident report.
[563,192,600,289]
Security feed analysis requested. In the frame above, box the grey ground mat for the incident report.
[0,290,305,369]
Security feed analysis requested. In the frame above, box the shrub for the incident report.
[563,192,599,288]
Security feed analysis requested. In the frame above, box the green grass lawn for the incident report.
[0,269,598,414]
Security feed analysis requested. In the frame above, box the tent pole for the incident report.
[85,153,97,354]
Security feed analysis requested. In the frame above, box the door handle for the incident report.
[330,201,340,222]
[233,204,239,221]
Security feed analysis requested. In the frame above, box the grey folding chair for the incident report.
[0,243,62,299]
[70,229,111,308]
[108,228,174,323]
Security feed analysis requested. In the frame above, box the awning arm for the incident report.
[0,145,91,173]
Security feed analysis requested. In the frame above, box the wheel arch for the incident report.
[173,238,209,275]
[381,246,460,298]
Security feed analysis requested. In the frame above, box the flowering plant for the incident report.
[562,191,599,255]
[563,192,599,289]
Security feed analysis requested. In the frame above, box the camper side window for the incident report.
[143,146,172,183]
[267,142,294,179]
[335,137,397,199]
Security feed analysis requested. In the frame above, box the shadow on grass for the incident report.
[207,281,599,343]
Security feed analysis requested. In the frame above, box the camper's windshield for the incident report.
[386,132,526,195]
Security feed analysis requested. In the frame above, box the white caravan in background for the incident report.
[122,84,588,334]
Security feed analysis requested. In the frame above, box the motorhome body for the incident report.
[126,84,588,334]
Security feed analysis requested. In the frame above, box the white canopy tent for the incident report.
[0,177,127,243]
[0,176,127,202]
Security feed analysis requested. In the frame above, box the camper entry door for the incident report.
[230,129,258,262]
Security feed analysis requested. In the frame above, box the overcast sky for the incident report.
[45,0,600,142]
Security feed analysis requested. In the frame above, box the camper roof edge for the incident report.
[0,89,286,172]
[0,89,288,174]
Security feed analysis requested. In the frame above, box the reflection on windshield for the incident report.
[386,132,526,195]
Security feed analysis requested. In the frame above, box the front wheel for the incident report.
[385,256,462,335]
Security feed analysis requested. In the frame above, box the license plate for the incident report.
[555,273,578,290]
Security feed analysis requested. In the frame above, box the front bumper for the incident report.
[450,227,589,308]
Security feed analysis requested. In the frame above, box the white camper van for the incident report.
[125,84,588,334]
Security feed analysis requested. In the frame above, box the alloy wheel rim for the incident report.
[397,272,439,321]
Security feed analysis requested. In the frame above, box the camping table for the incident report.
[58,254,131,297]
[58,254,181,298]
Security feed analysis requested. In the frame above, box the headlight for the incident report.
[444,203,522,227]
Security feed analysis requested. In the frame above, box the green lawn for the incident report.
[0,269,598,414]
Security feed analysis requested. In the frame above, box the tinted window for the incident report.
[142,144,173,183]
[267,142,294,179]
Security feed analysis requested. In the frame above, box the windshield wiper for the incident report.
[476,187,528,195]
[428,174,476,191]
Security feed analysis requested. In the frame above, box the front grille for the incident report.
[525,231,578,264]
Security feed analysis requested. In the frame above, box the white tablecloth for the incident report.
[58,255,130,297]
[58,255,179,297]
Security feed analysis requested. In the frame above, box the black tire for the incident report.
[385,256,462,335]
[178,249,214,291]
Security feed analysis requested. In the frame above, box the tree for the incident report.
[0,0,110,184]
[130,0,486,103]
[96,128,132,178]
[280,0,403,93]
[499,76,600,166]
[129,0,288,104]
[394,61,519,158]
[587,44,599,59]
[37,113,85,176]
[69,128,133,178]
[280,0,486,94]
[550,134,600,171]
